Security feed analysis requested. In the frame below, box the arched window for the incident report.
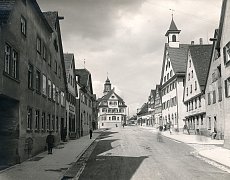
[172,35,176,42]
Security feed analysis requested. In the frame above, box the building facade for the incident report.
[0,0,67,167]
[75,69,94,136]
[147,89,156,126]
[215,0,230,148]
[184,44,212,135]
[160,18,188,131]
[98,78,127,128]
[154,85,162,126]
[64,53,77,139]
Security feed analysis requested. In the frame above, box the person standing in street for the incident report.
[46,131,55,154]
[89,129,93,139]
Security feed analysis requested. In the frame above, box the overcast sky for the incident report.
[37,0,221,116]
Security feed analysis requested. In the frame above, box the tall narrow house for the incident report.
[160,18,189,131]
[64,53,77,139]
[154,85,162,126]
[184,44,212,135]
[0,0,67,167]
[214,0,230,148]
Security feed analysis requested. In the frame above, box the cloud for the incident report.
[37,0,222,116]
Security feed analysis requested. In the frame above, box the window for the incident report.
[52,115,55,130]
[223,42,230,64]
[20,16,26,36]
[167,73,169,80]
[195,81,197,90]
[201,116,203,125]
[55,61,57,74]
[58,66,61,78]
[37,37,41,54]
[56,117,59,132]
[109,117,111,120]
[195,98,197,109]
[208,93,211,105]
[48,80,52,99]
[190,85,192,93]
[188,73,190,81]
[61,91,65,106]
[35,70,41,93]
[27,107,32,130]
[43,45,46,60]
[172,35,176,42]
[12,50,18,79]
[189,59,191,67]
[191,70,193,78]
[186,87,188,96]
[47,114,51,131]
[218,86,222,101]
[28,64,33,89]
[225,78,230,98]
[48,53,51,66]
[164,76,166,82]
[213,90,216,104]
[42,74,47,95]
[53,84,56,101]
[117,117,119,120]
[208,117,211,130]
[196,117,199,125]
[35,110,40,130]
[175,113,177,125]
[112,116,116,120]
[41,112,45,130]
[199,97,201,107]
[4,44,11,74]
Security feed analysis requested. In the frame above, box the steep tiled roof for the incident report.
[0,0,15,24]
[75,69,93,94]
[43,11,58,30]
[137,103,148,115]
[189,44,212,89]
[98,88,127,107]
[167,44,190,74]
[64,53,74,72]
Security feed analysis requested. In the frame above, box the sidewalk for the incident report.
[140,126,230,169]
[0,130,102,180]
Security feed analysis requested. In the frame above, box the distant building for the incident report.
[147,89,156,126]
[154,85,162,126]
[0,1,67,167]
[64,53,77,139]
[160,18,189,131]
[75,69,94,136]
[98,77,127,128]
[137,103,149,126]
[184,44,212,135]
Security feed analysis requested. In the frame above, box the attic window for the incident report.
[111,95,115,98]
[172,35,176,42]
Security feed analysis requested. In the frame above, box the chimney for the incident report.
[199,38,203,45]
[191,41,194,45]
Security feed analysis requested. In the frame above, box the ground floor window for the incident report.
[208,117,211,130]
[27,107,32,130]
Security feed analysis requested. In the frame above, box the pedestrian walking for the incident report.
[157,131,163,142]
[46,131,55,154]
[89,129,93,139]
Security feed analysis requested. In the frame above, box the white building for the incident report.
[160,18,189,131]
[184,44,212,135]
[98,78,127,128]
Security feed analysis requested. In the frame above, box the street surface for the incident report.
[77,126,230,180]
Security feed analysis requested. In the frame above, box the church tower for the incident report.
[165,17,181,48]
[103,77,111,95]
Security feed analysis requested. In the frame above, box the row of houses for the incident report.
[137,0,230,149]
[0,0,98,169]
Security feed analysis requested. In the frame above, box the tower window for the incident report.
[172,35,176,42]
